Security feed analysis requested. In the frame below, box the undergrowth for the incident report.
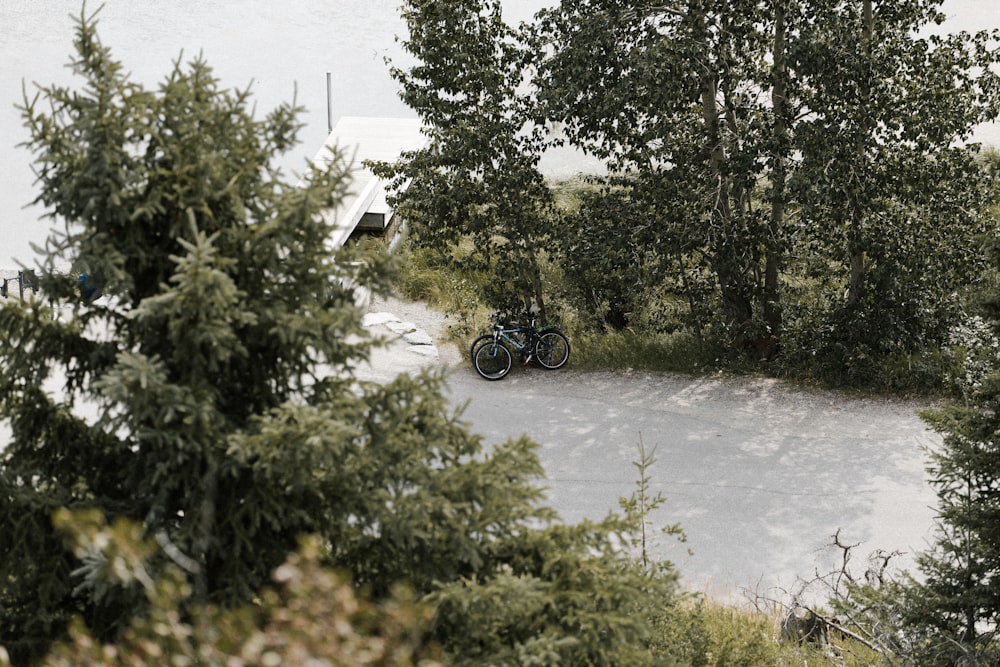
[390,239,984,396]
[660,598,883,666]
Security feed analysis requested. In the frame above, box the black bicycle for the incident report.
[470,311,570,380]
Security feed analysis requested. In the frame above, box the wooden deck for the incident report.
[311,117,426,249]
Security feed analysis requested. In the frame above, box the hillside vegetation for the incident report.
[4,1,1000,665]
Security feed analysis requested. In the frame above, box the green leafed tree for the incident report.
[530,0,791,350]
[787,0,1000,374]
[0,8,683,666]
[374,0,557,320]
[530,0,1000,364]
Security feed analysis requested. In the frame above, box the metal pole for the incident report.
[326,72,333,133]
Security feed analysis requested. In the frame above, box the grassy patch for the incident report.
[653,597,885,666]
[389,241,487,339]
[569,329,715,374]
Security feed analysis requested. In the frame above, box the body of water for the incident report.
[1,0,996,267]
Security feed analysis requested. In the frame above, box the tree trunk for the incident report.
[195,458,218,605]
[765,1,788,346]
[697,14,753,331]
[528,249,547,324]
[847,0,873,306]
[513,242,546,323]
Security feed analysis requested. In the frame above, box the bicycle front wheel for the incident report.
[473,341,513,380]
[534,330,570,369]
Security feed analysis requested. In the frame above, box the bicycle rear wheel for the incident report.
[472,341,513,380]
[534,329,570,369]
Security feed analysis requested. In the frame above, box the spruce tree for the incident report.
[1,9,681,666]
[0,8,384,659]
[910,236,1000,664]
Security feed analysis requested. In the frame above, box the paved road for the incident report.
[441,360,940,601]
[360,309,941,599]
[0,304,940,603]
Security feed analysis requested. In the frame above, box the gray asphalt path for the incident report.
[0,301,941,603]
[439,361,940,601]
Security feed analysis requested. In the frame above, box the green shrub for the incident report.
[570,329,714,374]
[392,218,995,397]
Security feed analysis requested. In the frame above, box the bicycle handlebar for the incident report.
[490,311,538,329]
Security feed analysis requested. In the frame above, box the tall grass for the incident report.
[389,240,487,339]
[570,329,714,374]
[654,597,885,665]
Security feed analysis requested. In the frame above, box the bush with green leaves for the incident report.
[0,515,443,667]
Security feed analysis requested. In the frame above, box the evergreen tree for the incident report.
[0,9,681,665]
[0,8,388,660]
[909,236,1000,664]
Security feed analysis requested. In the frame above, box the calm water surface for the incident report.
[1,0,996,266]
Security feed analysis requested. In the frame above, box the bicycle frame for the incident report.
[493,318,538,357]
[491,323,534,354]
